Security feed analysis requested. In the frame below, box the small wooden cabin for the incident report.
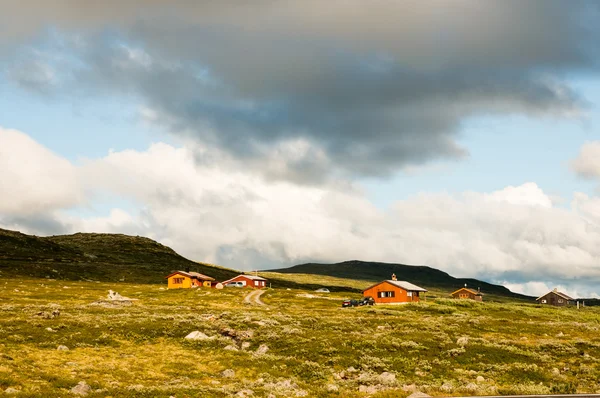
[451,287,483,301]
[363,277,427,304]
[165,271,215,289]
[536,288,574,306]
[222,274,268,288]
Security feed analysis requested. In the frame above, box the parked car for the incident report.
[225,281,244,288]
[341,299,359,308]
[358,296,375,306]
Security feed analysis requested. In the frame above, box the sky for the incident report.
[1,1,600,297]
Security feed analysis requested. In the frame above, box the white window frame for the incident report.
[407,291,413,297]
[541,299,547,304]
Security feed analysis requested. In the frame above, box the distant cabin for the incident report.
[222,274,268,288]
[363,277,427,304]
[536,288,574,306]
[451,287,483,301]
[165,271,215,289]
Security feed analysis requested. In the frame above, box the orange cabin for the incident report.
[363,280,427,304]
[222,274,268,288]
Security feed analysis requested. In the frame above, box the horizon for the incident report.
[2,1,600,298]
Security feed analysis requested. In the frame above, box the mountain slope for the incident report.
[0,228,238,283]
[271,260,532,300]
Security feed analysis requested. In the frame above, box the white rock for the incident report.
[408,392,431,398]
[456,336,469,346]
[241,342,251,350]
[222,369,235,378]
[224,345,239,351]
[476,375,485,383]
[184,331,210,340]
[57,345,70,351]
[70,381,91,396]
[378,372,396,385]
[326,384,339,392]
[255,344,269,355]
[4,387,19,394]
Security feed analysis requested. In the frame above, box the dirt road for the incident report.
[243,289,266,306]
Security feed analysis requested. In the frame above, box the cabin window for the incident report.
[378,291,395,298]
[407,292,413,297]
[173,277,184,284]
[541,299,547,304]
[558,299,563,303]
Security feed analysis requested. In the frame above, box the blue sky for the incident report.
[1,1,600,297]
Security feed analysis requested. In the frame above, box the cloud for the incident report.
[3,131,600,297]
[1,1,599,181]
[0,127,83,217]
[572,141,600,181]
[75,139,600,296]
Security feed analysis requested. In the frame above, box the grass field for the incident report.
[2,277,600,397]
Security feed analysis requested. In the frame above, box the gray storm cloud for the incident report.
[1,0,599,181]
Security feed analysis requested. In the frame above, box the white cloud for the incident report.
[0,127,83,216]
[572,141,600,179]
[3,130,600,296]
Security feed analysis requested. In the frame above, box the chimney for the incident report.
[477,287,480,293]
[553,288,558,292]
[391,273,397,281]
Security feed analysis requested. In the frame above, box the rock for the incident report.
[326,384,339,392]
[552,367,560,375]
[184,331,210,340]
[236,389,254,397]
[222,369,235,378]
[403,384,417,392]
[359,385,380,394]
[556,331,564,337]
[255,344,269,355]
[376,325,387,330]
[456,336,469,346]
[4,387,19,394]
[46,327,54,332]
[315,288,330,293]
[70,381,91,396]
[520,336,528,340]
[440,382,453,393]
[378,372,396,385]
[465,382,478,392]
[241,342,251,350]
[57,345,70,351]
[407,392,431,398]
[224,345,239,351]
[347,366,357,373]
[476,375,485,383]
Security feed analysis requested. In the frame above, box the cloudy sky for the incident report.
[1,1,600,297]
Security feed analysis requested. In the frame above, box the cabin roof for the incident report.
[536,289,574,301]
[165,271,215,281]
[222,274,267,284]
[363,280,428,293]
[451,287,482,296]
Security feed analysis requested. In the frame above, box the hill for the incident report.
[0,227,238,283]
[270,260,533,300]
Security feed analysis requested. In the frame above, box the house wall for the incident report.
[538,292,570,306]
[227,275,267,288]
[451,289,482,301]
[363,281,420,304]
[167,275,192,289]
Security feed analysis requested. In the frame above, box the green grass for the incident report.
[1,277,600,397]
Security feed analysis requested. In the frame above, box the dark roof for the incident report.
[536,289,574,301]
[165,271,215,281]
[363,280,427,293]
[451,287,482,296]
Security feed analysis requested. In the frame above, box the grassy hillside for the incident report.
[271,260,532,301]
[1,277,599,397]
[0,228,238,283]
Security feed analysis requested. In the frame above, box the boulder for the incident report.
[476,375,485,383]
[378,372,396,385]
[184,331,211,340]
[4,387,19,394]
[70,381,91,396]
[408,392,431,398]
[255,344,269,355]
[57,345,70,351]
[224,345,239,351]
[221,369,235,378]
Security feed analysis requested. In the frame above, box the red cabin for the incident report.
[222,274,268,288]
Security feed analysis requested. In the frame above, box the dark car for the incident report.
[341,299,359,308]
[358,296,375,306]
